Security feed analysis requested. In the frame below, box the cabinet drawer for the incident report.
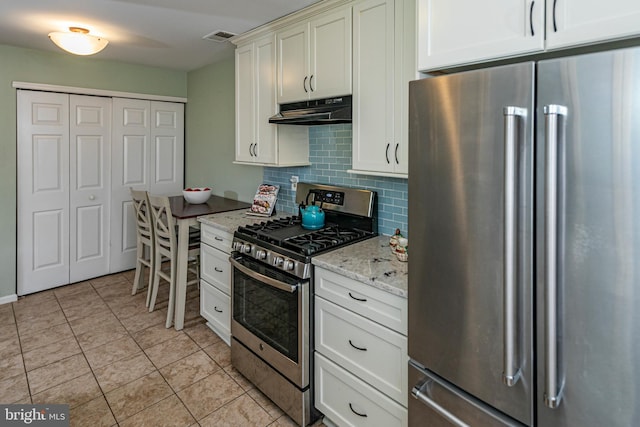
[200,280,230,345]
[316,296,407,405]
[201,224,232,252]
[315,353,407,427]
[200,244,231,294]
[315,267,407,335]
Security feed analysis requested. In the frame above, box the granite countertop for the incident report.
[312,235,408,299]
[198,209,288,234]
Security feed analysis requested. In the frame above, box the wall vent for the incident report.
[202,30,236,42]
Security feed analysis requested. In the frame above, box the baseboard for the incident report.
[0,294,18,305]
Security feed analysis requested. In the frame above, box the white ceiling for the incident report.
[0,0,322,71]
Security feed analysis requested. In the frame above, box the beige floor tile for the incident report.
[27,354,91,395]
[203,340,231,368]
[0,334,21,359]
[19,322,75,353]
[69,310,122,336]
[199,393,273,427]
[160,350,221,392]
[248,388,285,419]
[177,369,244,420]
[0,373,30,403]
[13,291,58,319]
[56,287,102,310]
[0,322,18,342]
[32,372,102,409]
[83,336,141,370]
[0,303,15,325]
[93,280,132,299]
[119,394,195,427]
[107,293,149,320]
[69,395,117,427]
[224,365,256,392]
[184,322,223,348]
[62,298,111,322]
[131,322,181,349]
[22,336,81,372]
[15,309,67,335]
[53,281,94,300]
[75,323,129,352]
[0,353,25,382]
[105,371,173,423]
[144,333,200,368]
[119,309,167,334]
[93,353,156,393]
[91,273,130,288]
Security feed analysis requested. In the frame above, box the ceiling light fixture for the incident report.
[48,27,109,56]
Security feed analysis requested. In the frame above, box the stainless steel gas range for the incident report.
[230,183,377,426]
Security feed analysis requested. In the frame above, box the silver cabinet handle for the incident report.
[395,143,399,164]
[303,76,309,93]
[412,381,470,427]
[309,74,315,92]
[385,143,390,164]
[502,106,527,387]
[252,143,258,157]
[249,143,254,157]
[529,1,535,37]
[214,306,223,313]
[214,267,223,273]
[552,0,558,32]
[543,104,567,409]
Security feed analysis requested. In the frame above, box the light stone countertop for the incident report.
[312,235,408,299]
[197,209,289,233]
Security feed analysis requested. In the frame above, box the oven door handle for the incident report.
[230,257,299,293]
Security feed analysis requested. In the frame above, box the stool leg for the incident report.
[131,242,144,295]
[165,262,176,328]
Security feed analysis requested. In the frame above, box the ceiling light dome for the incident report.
[48,27,109,56]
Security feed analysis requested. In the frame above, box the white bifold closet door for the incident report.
[110,98,184,273]
[17,90,112,295]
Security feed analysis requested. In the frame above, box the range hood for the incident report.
[269,95,352,125]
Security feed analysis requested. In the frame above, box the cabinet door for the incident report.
[17,91,70,295]
[417,0,543,71]
[277,22,310,103]
[69,95,112,283]
[310,8,353,99]
[254,35,278,164]
[235,43,256,163]
[352,0,396,173]
[546,0,640,50]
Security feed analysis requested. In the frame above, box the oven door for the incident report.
[230,253,309,389]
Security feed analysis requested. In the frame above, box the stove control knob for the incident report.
[233,241,242,252]
[273,257,284,267]
[283,259,295,271]
[256,249,267,260]
[242,244,252,254]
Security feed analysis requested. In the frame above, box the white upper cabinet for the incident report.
[277,7,352,103]
[418,0,544,71]
[235,35,278,164]
[351,0,415,177]
[546,0,640,50]
[235,35,310,167]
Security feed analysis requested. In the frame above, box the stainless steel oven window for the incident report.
[231,256,301,362]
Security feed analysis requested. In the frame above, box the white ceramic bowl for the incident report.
[183,187,211,204]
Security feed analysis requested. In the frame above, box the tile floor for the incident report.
[0,270,326,427]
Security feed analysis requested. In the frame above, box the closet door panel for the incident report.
[17,90,70,295]
[149,101,184,195]
[69,95,111,282]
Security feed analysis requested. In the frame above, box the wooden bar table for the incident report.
[169,195,251,330]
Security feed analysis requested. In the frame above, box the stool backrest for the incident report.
[148,194,176,259]
[130,188,153,245]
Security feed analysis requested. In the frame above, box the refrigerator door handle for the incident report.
[502,106,527,387]
[543,104,568,409]
[412,379,471,427]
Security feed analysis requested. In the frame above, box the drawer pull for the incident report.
[349,340,367,351]
[214,267,223,273]
[348,292,367,302]
[214,306,223,313]
[214,236,223,241]
[349,403,367,418]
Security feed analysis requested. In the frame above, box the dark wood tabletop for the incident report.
[169,194,251,219]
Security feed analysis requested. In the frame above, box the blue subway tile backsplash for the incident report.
[263,124,408,236]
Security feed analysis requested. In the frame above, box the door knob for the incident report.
[89,195,96,200]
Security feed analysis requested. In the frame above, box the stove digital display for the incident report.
[315,190,344,205]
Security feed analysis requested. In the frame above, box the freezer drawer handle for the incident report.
[412,381,471,427]
[502,106,527,387]
[543,104,568,409]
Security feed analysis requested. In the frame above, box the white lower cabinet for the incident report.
[314,266,408,426]
[315,353,407,427]
[200,224,233,344]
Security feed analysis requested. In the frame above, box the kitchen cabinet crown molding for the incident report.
[12,81,187,103]
[231,0,353,46]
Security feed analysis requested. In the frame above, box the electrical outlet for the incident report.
[290,175,299,191]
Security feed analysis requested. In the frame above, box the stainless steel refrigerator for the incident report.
[408,47,640,427]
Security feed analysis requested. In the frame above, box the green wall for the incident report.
[0,44,187,299]
[185,58,263,202]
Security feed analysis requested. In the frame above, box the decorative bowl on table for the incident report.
[183,187,211,204]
